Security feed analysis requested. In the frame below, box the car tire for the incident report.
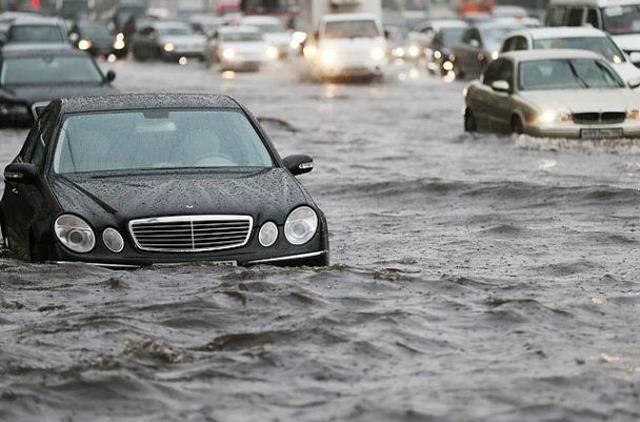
[511,115,524,135]
[464,108,477,132]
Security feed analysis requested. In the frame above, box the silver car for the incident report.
[463,49,640,139]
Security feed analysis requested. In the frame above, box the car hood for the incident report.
[319,37,386,53]
[520,89,635,113]
[264,32,291,45]
[50,168,310,224]
[159,34,207,45]
[1,83,117,105]
[613,61,640,82]
[612,33,640,52]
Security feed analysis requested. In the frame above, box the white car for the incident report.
[241,16,291,58]
[211,26,274,71]
[464,49,640,139]
[500,26,640,84]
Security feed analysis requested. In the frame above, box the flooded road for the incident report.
[1,59,639,421]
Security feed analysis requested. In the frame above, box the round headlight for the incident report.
[54,215,95,254]
[164,43,175,52]
[284,206,318,245]
[103,228,124,253]
[258,222,278,247]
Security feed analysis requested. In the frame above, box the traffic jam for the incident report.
[1,0,640,420]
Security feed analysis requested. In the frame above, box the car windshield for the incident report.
[9,25,65,43]
[80,25,113,39]
[480,27,519,51]
[222,32,262,42]
[519,58,625,91]
[602,5,640,35]
[533,36,625,63]
[440,27,466,46]
[324,20,380,39]
[1,56,103,85]
[53,110,274,174]
[157,25,193,36]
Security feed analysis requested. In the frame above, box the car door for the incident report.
[467,59,502,129]
[3,110,54,257]
[491,59,517,132]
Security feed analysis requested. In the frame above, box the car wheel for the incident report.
[511,115,524,135]
[464,108,477,132]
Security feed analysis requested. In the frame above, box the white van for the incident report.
[546,0,640,64]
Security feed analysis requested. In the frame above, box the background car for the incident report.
[189,14,228,39]
[210,26,274,71]
[450,20,530,79]
[4,16,69,47]
[500,26,640,85]
[68,21,123,58]
[415,19,469,76]
[463,49,640,138]
[0,94,329,267]
[0,47,116,125]
[131,20,208,62]
[241,15,291,59]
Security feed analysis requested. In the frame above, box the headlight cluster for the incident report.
[164,43,175,53]
[627,109,640,120]
[78,39,92,50]
[258,206,318,247]
[538,110,571,124]
[266,46,279,60]
[222,48,235,60]
[113,33,125,50]
[370,47,385,61]
[54,214,124,254]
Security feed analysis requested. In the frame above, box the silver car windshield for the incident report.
[53,110,274,175]
[9,25,65,43]
[324,20,380,39]
[519,59,625,91]
[533,37,625,63]
[1,56,103,85]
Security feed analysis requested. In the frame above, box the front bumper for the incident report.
[221,58,264,70]
[525,120,640,139]
[162,50,207,60]
[316,62,385,78]
[49,250,329,269]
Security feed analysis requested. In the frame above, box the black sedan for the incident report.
[0,94,329,268]
[68,22,125,58]
[0,47,116,125]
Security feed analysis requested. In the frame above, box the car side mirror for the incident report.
[105,70,116,83]
[491,80,510,93]
[470,39,480,48]
[628,79,640,89]
[4,163,37,183]
[283,154,313,176]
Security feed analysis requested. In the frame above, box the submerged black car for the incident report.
[0,94,329,268]
[0,47,116,125]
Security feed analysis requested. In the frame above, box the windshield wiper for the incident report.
[568,60,590,89]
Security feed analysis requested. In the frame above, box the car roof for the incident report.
[1,45,83,58]
[57,94,241,115]
[501,48,603,62]
[432,19,469,29]
[548,0,640,6]
[241,15,281,24]
[507,26,606,39]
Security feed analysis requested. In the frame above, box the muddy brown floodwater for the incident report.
[1,59,639,421]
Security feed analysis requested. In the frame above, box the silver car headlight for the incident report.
[54,215,95,253]
[627,109,640,120]
[103,227,124,253]
[284,206,318,245]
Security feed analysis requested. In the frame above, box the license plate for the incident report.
[580,128,623,139]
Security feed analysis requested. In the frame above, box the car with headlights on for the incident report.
[414,19,469,76]
[500,26,640,86]
[131,21,208,62]
[0,47,116,126]
[463,49,640,138]
[0,94,329,268]
[68,22,124,58]
[241,16,291,59]
[209,26,275,71]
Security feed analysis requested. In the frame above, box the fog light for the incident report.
[103,228,124,253]
[258,222,278,247]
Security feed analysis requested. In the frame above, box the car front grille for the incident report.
[573,112,626,125]
[129,215,253,253]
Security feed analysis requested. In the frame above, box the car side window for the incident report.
[548,7,567,26]
[586,8,600,28]
[483,59,502,86]
[515,37,529,50]
[502,37,515,52]
[567,8,585,26]
[497,59,514,87]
